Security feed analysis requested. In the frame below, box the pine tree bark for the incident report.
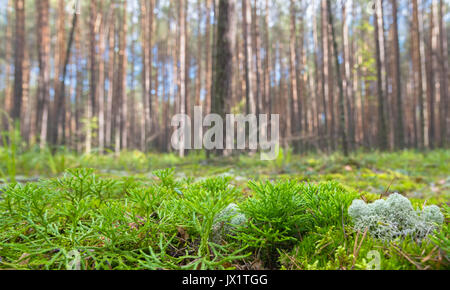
[178,0,187,157]
[2,0,13,130]
[326,0,348,156]
[36,0,50,148]
[411,0,425,149]
[321,0,330,150]
[289,0,299,135]
[205,0,213,115]
[12,0,25,122]
[106,8,116,150]
[438,0,448,147]
[87,0,99,153]
[375,0,388,150]
[391,0,404,149]
[118,0,128,151]
[263,0,270,115]
[213,0,236,154]
[242,0,256,115]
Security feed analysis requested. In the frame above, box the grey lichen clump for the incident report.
[348,193,444,242]
[212,203,247,242]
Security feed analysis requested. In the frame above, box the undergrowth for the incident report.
[0,167,448,270]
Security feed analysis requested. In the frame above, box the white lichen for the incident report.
[348,193,444,242]
[212,203,247,242]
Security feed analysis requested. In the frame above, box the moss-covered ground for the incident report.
[0,149,448,270]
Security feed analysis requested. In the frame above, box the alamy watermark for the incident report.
[367,250,381,270]
[66,250,81,270]
[171,107,280,160]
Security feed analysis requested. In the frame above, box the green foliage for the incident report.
[236,180,359,268]
[279,224,448,270]
[0,149,448,270]
[0,124,21,183]
[430,204,450,256]
[182,177,239,258]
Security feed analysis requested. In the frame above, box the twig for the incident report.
[351,227,368,269]
[392,243,424,270]
[381,178,396,198]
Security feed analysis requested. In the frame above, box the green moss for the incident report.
[0,149,448,270]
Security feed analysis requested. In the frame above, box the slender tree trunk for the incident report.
[312,2,324,149]
[106,8,116,149]
[289,0,299,136]
[57,8,78,146]
[253,0,263,116]
[343,2,354,150]
[391,0,404,149]
[375,0,388,150]
[438,0,448,147]
[263,0,270,115]
[119,0,128,151]
[242,0,256,115]
[326,0,347,156]
[12,0,25,123]
[195,0,203,108]
[21,40,30,142]
[87,0,99,153]
[411,0,425,149]
[36,0,50,148]
[75,19,83,153]
[97,8,111,153]
[179,0,187,157]
[427,2,438,149]
[3,0,13,130]
[205,0,213,115]
[321,0,330,151]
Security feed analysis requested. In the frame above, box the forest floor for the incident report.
[0,149,449,270]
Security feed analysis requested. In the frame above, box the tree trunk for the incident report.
[411,0,425,149]
[343,2,354,150]
[118,0,128,151]
[12,0,25,122]
[213,0,236,154]
[178,0,187,157]
[438,0,448,147]
[87,0,99,153]
[326,0,348,156]
[391,0,404,149]
[375,0,388,150]
[242,0,256,115]
[263,0,270,115]
[289,0,299,136]
[36,0,50,148]
[106,8,116,150]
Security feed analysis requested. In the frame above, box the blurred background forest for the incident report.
[0,0,448,156]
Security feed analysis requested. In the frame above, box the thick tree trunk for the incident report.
[213,0,236,155]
